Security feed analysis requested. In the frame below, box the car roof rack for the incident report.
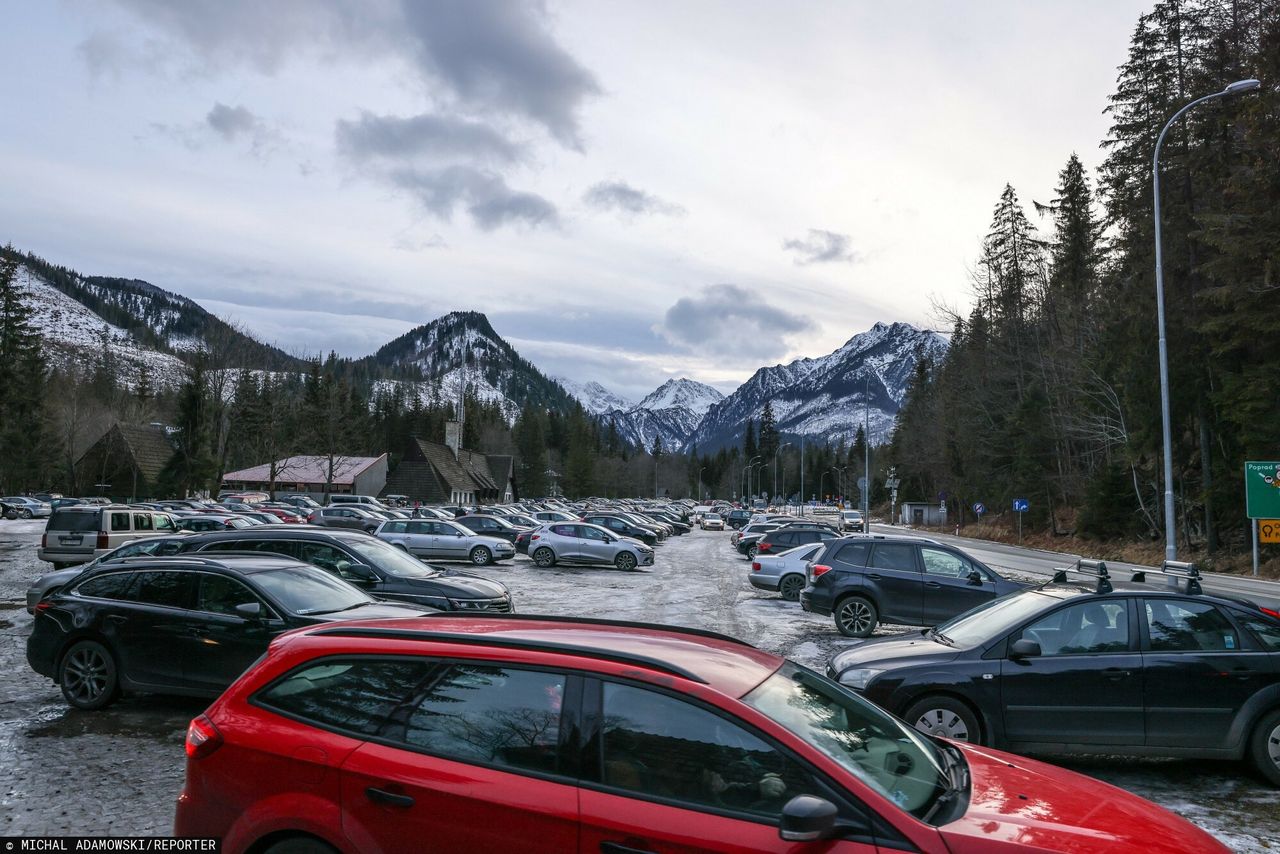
[308,625,712,684]
[1052,558,1203,595]
[431,612,758,649]
[1052,559,1113,593]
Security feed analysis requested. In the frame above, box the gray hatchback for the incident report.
[528,522,654,571]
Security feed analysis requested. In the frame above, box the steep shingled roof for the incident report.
[113,423,176,486]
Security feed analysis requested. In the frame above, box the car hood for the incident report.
[829,631,960,675]
[942,743,1229,853]
[309,601,434,621]
[471,535,515,548]
[414,572,508,598]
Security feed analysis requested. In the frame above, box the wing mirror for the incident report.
[1010,638,1041,659]
[234,602,262,620]
[967,569,984,585]
[778,795,838,842]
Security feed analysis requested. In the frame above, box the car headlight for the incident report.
[837,668,883,690]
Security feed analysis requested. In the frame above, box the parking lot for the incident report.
[2,518,1279,850]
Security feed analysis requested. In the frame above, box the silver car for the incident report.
[375,518,515,566]
[26,533,193,612]
[3,496,52,519]
[529,522,654,571]
[748,541,825,600]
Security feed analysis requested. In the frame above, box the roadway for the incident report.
[870,523,1280,610]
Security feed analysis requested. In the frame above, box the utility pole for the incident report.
[864,374,871,533]
[697,466,706,501]
[799,439,805,517]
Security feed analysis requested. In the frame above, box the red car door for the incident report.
[340,662,579,853]
[578,680,883,854]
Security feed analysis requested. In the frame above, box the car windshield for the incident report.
[335,534,441,578]
[251,566,374,615]
[932,588,1064,647]
[744,662,950,822]
[705,514,721,521]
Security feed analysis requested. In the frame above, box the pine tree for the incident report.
[514,403,548,497]
[759,401,779,463]
[742,420,758,461]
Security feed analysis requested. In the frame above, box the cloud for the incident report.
[388,166,559,231]
[93,0,600,148]
[583,181,684,217]
[782,229,860,265]
[654,284,815,360]
[206,102,259,141]
[335,111,523,164]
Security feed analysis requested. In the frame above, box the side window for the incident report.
[599,682,822,819]
[383,521,407,534]
[126,571,195,609]
[833,542,870,567]
[297,543,352,574]
[133,514,154,532]
[256,658,433,735]
[869,544,918,572]
[1017,601,1130,655]
[407,521,429,535]
[1146,600,1241,652]
[153,515,175,531]
[75,572,134,600]
[196,573,263,616]
[550,525,575,537]
[581,526,605,541]
[398,665,565,775]
[1235,612,1280,651]
[920,548,970,578]
[110,512,131,532]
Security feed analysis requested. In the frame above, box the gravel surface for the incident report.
[1,519,1278,849]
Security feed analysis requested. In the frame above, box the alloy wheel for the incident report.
[837,599,874,635]
[471,547,491,565]
[779,575,804,601]
[616,552,637,571]
[63,645,112,706]
[1267,722,1280,773]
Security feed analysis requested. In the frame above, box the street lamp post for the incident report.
[832,465,848,504]
[751,461,767,502]
[1152,78,1260,561]
[819,470,830,503]
[697,466,706,501]
[773,442,791,506]
[741,455,761,503]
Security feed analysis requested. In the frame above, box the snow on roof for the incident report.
[222,455,385,486]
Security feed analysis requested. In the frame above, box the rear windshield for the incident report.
[48,510,100,532]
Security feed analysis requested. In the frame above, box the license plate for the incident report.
[59,535,83,546]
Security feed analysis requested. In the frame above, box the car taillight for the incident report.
[751,562,761,572]
[96,531,109,549]
[185,714,222,760]
[758,543,772,553]
[41,533,47,548]
[531,534,540,540]
[811,564,832,580]
[1261,606,1280,620]
[34,600,52,614]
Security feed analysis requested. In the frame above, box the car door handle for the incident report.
[1103,667,1132,679]
[1229,668,1260,679]
[187,627,208,638]
[865,573,882,581]
[925,581,942,588]
[105,614,127,625]
[601,843,657,854]
[365,786,414,808]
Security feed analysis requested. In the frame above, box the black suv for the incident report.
[580,514,659,547]
[826,561,1280,786]
[751,527,841,560]
[455,514,529,543]
[801,534,1024,637]
[725,509,752,529]
[27,555,430,710]
[181,529,513,613]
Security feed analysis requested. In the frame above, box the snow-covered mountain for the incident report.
[556,378,633,414]
[689,322,947,451]
[598,378,725,453]
[637,378,723,415]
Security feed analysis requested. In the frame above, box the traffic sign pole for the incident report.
[1254,519,1260,577]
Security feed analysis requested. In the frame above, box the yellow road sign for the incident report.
[1261,520,1280,545]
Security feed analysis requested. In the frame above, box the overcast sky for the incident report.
[2,0,1148,401]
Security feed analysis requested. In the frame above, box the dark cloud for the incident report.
[389,166,559,231]
[654,284,815,360]
[335,112,523,164]
[206,102,259,140]
[782,229,860,265]
[583,181,684,217]
[94,0,599,148]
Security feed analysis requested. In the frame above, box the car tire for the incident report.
[904,696,982,744]
[58,640,119,711]
[470,546,493,566]
[533,547,556,568]
[746,545,759,560]
[778,574,805,601]
[263,837,339,854]
[20,508,32,519]
[834,595,878,638]
[615,551,638,571]
[1248,708,1280,786]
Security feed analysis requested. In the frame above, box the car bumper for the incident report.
[799,590,830,615]
[26,624,60,679]
[748,574,780,591]
[36,548,101,565]
[637,551,655,566]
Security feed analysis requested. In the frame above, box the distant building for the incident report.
[221,454,388,500]
[381,425,517,505]
[899,500,947,527]
[75,422,176,502]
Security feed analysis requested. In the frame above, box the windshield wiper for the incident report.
[920,745,968,824]
[310,602,369,615]
[928,628,954,646]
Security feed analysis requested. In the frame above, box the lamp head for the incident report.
[1223,78,1261,95]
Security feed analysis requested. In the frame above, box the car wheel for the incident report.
[904,696,981,744]
[58,640,119,710]
[263,837,339,854]
[1249,709,1280,786]
[20,508,32,519]
[778,574,805,601]
[533,547,556,568]
[470,546,493,566]
[615,551,638,571]
[746,545,759,560]
[834,595,878,638]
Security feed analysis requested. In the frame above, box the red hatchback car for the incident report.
[175,615,1228,854]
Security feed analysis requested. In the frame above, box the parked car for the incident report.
[529,523,654,571]
[27,554,432,710]
[278,495,321,512]
[175,515,255,533]
[801,534,1026,637]
[732,521,779,548]
[375,518,515,566]
[454,514,529,543]
[726,508,752,529]
[309,505,383,533]
[699,512,724,531]
[580,514,659,547]
[236,511,284,525]
[751,526,841,560]
[326,494,387,508]
[3,496,52,519]
[27,534,194,612]
[750,542,826,601]
[256,506,305,523]
[50,497,85,511]
[839,510,865,532]
[38,505,180,568]
[174,614,1231,854]
[383,494,410,507]
[826,561,1280,789]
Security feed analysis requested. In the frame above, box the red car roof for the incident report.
[286,615,784,698]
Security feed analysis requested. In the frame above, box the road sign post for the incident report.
[1012,498,1029,543]
[1245,463,1280,577]
[886,472,899,527]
